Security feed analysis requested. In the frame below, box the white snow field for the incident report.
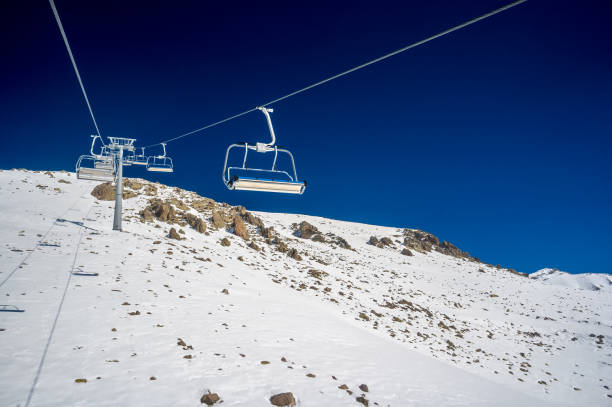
[0,169,610,406]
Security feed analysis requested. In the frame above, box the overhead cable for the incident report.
[49,0,103,138]
[149,0,528,148]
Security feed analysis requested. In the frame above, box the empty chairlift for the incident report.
[146,143,173,173]
[222,107,306,194]
[124,147,148,166]
[76,135,116,182]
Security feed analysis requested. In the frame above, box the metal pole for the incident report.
[113,148,123,231]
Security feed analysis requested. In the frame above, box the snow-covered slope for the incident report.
[0,169,610,406]
[530,268,612,292]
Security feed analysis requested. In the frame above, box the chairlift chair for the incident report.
[76,135,117,181]
[125,147,148,166]
[222,107,306,194]
[146,143,174,173]
[76,154,116,182]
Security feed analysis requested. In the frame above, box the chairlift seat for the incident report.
[229,176,305,194]
[146,156,174,173]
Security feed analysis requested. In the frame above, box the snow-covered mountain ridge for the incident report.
[530,268,612,292]
[1,169,610,406]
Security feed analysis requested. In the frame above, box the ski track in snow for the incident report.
[0,169,610,406]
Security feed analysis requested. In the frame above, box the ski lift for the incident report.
[146,143,173,173]
[76,135,116,181]
[76,155,116,181]
[222,107,306,194]
[125,147,148,166]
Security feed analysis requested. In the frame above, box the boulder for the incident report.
[91,183,115,201]
[269,392,296,407]
[200,392,220,405]
[168,228,181,240]
[296,221,318,239]
[401,248,413,256]
[220,238,231,247]
[287,248,302,261]
[368,236,379,246]
[335,237,351,249]
[380,237,393,246]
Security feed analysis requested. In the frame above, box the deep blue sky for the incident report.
[1,1,611,274]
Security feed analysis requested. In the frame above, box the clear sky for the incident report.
[1,0,611,274]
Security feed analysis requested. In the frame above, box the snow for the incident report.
[530,268,612,292]
[1,169,610,406]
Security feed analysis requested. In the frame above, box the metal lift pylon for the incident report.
[106,137,136,231]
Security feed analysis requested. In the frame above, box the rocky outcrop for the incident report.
[182,213,206,233]
[233,215,249,240]
[403,229,479,262]
[296,221,318,239]
[91,183,115,201]
[368,236,392,248]
[294,221,351,250]
[211,209,226,229]
[143,199,176,222]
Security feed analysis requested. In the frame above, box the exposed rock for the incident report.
[143,199,176,223]
[211,210,226,229]
[296,221,318,239]
[168,228,181,240]
[287,248,302,261]
[92,182,139,201]
[368,236,379,246]
[359,384,369,392]
[308,269,328,280]
[143,184,157,196]
[58,179,71,184]
[312,233,326,243]
[183,213,206,233]
[401,248,413,256]
[123,179,142,190]
[91,183,115,201]
[220,238,231,247]
[233,215,249,240]
[249,241,261,251]
[234,205,247,217]
[141,209,154,222]
[192,198,215,212]
[261,226,275,239]
[380,237,393,246]
[356,396,369,406]
[44,171,54,178]
[200,392,220,405]
[334,236,351,249]
[269,392,296,406]
[170,198,190,211]
[244,211,265,229]
[277,241,289,253]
